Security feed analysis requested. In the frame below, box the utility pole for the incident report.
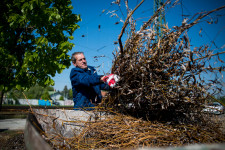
[153,0,166,40]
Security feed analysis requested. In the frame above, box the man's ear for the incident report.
[72,62,76,67]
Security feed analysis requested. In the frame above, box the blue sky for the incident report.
[52,0,225,93]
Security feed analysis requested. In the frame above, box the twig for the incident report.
[183,51,225,64]
[118,0,145,56]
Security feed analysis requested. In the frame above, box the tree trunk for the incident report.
[0,91,4,111]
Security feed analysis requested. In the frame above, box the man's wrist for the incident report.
[100,75,104,82]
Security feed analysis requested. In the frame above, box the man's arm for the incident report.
[70,69,103,87]
[99,82,110,91]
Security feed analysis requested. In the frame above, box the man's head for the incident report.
[71,52,87,69]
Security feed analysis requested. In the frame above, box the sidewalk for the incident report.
[0,119,26,130]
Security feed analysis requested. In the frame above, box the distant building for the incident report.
[49,92,67,101]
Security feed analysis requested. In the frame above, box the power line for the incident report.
[180,2,221,49]
[78,5,113,27]
[75,43,115,52]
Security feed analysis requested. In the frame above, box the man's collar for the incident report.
[75,66,90,71]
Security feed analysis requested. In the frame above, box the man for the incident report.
[70,52,117,110]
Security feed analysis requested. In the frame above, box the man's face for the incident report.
[73,53,87,69]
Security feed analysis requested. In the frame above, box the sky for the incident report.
[52,0,225,94]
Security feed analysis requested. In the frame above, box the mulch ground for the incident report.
[0,130,25,150]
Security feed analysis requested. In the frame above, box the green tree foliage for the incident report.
[61,85,68,99]
[59,95,64,101]
[24,85,45,99]
[0,0,81,109]
[68,89,73,100]
[41,90,51,100]
[7,89,24,100]
[7,85,54,99]
[46,86,54,91]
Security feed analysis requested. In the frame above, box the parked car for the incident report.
[202,102,225,115]
[53,101,60,106]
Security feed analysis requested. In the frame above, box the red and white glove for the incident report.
[102,74,120,88]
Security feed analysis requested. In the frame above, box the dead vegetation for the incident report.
[106,0,225,124]
[36,109,224,149]
[34,0,225,149]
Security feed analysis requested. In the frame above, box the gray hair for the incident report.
[71,52,84,63]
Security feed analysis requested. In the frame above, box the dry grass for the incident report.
[38,109,224,149]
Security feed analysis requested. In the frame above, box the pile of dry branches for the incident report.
[103,0,225,123]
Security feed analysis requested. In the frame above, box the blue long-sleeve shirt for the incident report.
[70,66,109,110]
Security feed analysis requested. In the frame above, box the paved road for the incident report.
[0,119,26,130]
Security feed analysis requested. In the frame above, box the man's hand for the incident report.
[101,74,120,88]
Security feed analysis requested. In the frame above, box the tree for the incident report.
[68,89,73,100]
[46,86,54,91]
[61,85,68,99]
[41,90,51,100]
[0,0,81,110]
[7,89,24,100]
[7,85,54,99]
[59,95,64,101]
